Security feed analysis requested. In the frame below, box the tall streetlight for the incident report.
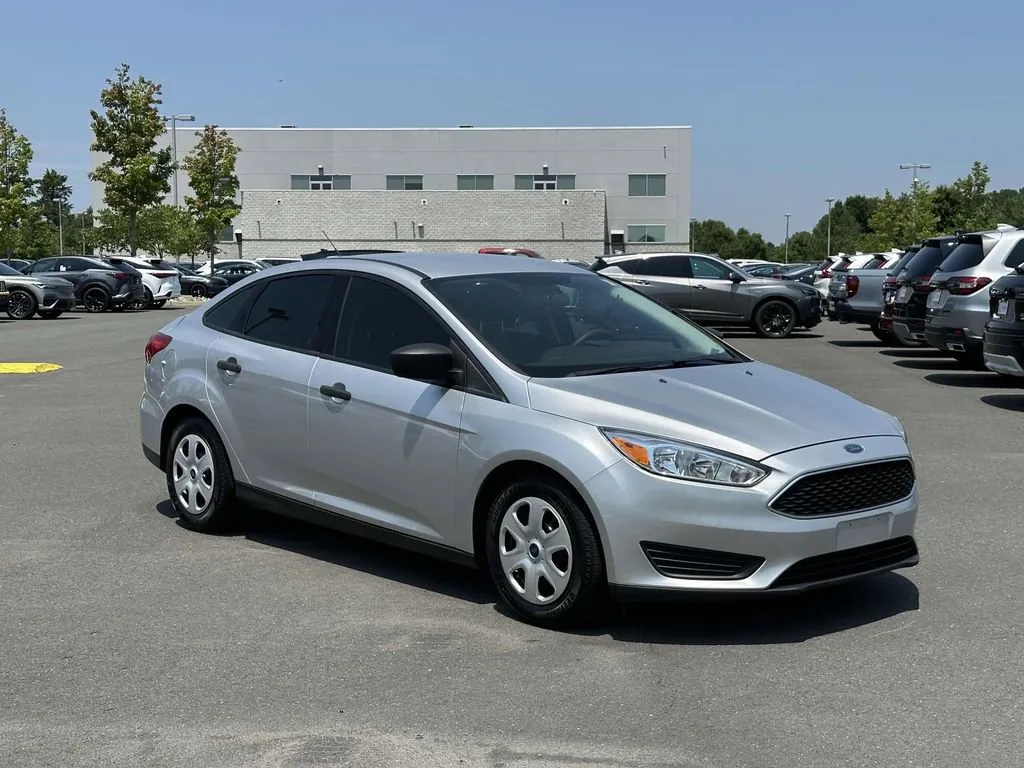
[784,213,791,263]
[690,217,697,251]
[57,200,64,255]
[825,197,836,259]
[161,113,196,208]
[899,163,931,187]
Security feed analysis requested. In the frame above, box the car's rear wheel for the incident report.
[132,288,154,310]
[82,286,110,313]
[485,477,605,628]
[152,299,167,309]
[190,284,208,298]
[6,289,37,320]
[166,417,236,532]
[753,299,797,338]
[870,323,897,345]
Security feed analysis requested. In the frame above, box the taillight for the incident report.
[883,276,898,287]
[112,272,132,280]
[846,275,860,298]
[820,267,831,278]
[145,332,172,363]
[946,276,992,295]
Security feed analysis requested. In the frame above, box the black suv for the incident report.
[21,256,145,312]
[982,266,1024,377]
[890,236,958,345]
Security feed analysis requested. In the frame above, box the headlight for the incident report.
[893,417,908,445]
[601,429,769,487]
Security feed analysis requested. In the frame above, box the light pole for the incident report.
[784,213,791,263]
[899,163,931,188]
[825,197,836,259]
[57,199,64,255]
[160,113,196,208]
[690,217,697,251]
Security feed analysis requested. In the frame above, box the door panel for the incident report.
[308,358,465,543]
[687,258,749,320]
[205,336,318,503]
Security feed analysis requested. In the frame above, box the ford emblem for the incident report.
[844,443,864,454]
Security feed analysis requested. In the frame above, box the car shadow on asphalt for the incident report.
[924,372,1009,388]
[828,339,885,348]
[878,348,948,358]
[586,573,920,645]
[892,358,962,371]
[980,394,1024,412]
[719,331,824,340]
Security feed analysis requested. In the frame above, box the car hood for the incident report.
[527,362,901,460]
[3,274,73,289]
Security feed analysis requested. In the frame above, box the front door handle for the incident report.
[216,357,241,374]
[695,284,706,290]
[319,382,352,402]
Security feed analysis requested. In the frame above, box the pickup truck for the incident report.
[828,250,917,343]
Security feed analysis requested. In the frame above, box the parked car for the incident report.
[211,263,262,286]
[141,253,918,628]
[593,252,821,338]
[256,257,302,268]
[479,247,544,259]
[0,279,7,313]
[3,258,31,272]
[194,259,267,276]
[20,256,145,313]
[829,249,918,343]
[924,225,1024,368]
[879,245,921,339]
[744,263,793,278]
[163,262,229,298]
[983,266,1024,377]
[777,264,817,287]
[0,261,76,319]
[103,256,182,309]
[890,236,959,346]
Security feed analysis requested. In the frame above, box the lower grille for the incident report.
[641,541,764,580]
[770,536,918,589]
[770,459,915,517]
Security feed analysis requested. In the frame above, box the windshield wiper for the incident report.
[568,356,740,377]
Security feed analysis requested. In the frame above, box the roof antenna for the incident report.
[321,229,340,252]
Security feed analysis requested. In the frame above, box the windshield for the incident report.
[0,262,24,276]
[428,271,745,378]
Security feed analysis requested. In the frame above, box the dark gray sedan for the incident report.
[593,252,822,338]
[0,261,76,319]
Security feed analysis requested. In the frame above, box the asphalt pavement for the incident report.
[1,309,1022,767]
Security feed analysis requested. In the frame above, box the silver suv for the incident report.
[140,253,918,628]
[925,225,1024,367]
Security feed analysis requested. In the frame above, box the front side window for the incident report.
[627,225,667,243]
[628,174,667,197]
[29,258,58,273]
[334,277,451,369]
[241,274,335,352]
[429,271,740,378]
[690,258,733,280]
[386,175,424,191]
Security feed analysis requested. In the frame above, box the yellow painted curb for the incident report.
[0,363,63,374]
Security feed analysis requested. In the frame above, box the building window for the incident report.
[457,175,494,191]
[387,175,424,191]
[628,174,666,197]
[514,174,576,191]
[627,225,667,243]
[291,174,351,191]
[218,225,234,242]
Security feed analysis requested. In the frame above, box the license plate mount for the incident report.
[996,299,1009,319]
[896,286,910,302]
[836,512,893,551]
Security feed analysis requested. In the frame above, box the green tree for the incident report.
[719,227,771,261]
[988,188,1024,226]
[691,219,735,255]
[867,181,937,248]
[89,64,173,257]
[181,125,241,271]
[0,108,34,260]
[36,169,72,225]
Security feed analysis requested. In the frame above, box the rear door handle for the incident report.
[216,357,241,374]
[319,382,352,402]
[695,284,706,290]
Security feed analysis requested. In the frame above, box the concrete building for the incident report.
[90,125,692,260]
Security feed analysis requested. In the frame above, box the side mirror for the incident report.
[390,342,455,385]
[1016,263,1024,275]
[730,273,744,283]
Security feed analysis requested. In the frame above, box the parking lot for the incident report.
[2,309,1023,768]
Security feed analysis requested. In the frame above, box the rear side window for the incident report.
[242,274,336,352]
[644,256,691,278]
[938,241,985,273]
[204,285,257,334]
[1002,240,1024,269]
[607,258,648,275]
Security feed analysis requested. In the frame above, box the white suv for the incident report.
[105,256,181,309]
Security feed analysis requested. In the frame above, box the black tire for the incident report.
[165,416,236,532]
[6,288,37,320]
[152,299,167,309]
[870,324,896,344]
[485,476,605,628]
[82,285,110,313]
[132,288,154,310]
[37,310,63,319]
[190,284,208,298]
[753,299,797,338]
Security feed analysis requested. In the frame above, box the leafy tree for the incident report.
[842,194,879,235]
[89,64,173,257]
[867,181,937,248]
[691,219,735,255]
[181,125,241,271]
[0,108,34,260]
[720,227,772,262]
[988,188,1024,227]
[36,169,72,225]
[139,204,205,262]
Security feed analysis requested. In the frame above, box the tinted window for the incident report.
[0,262,22,277]
[204,285,258,334]
[429,271,740,378]
[335,277,451,368]
[690,257,732,279]
[902,242,952,278]
[886,251,917,276]
[242,275,335,351]
[643,256,690,278]
[606,258,648,275]
[30,258,58,273]
[1003,240,1024,269]
[937,241,985,273]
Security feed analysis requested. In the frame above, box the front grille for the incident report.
[770,536,918,589]
[641,541,764,580]
[771,459,915,517]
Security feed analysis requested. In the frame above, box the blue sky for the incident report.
[3,0,1021,242]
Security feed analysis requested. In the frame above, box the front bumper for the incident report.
[983,327,1024,376]
[585,436,918,595]
[40,292,75,311]
[798,297,822,328]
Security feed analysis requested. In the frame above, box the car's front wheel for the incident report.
[485,477,605,628]
[6,289,37,319]
[190,284,208,298]
[166,417,236,532]
[753,299,797,338]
